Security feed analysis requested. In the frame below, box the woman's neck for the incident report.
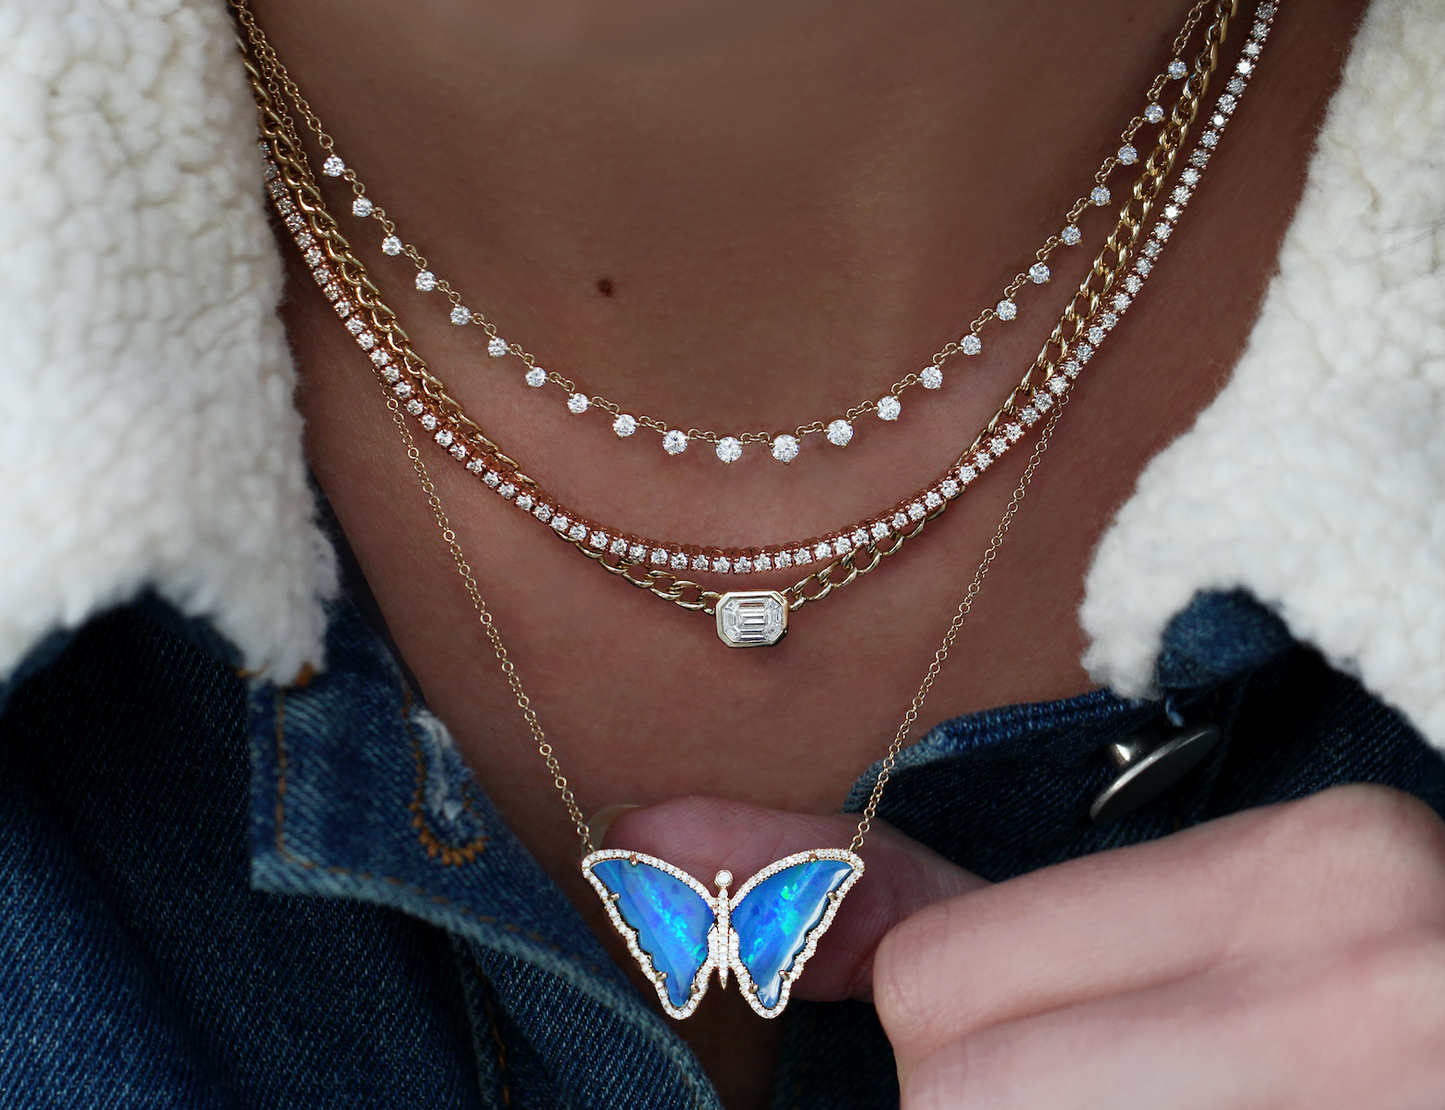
[249,0,1187,438]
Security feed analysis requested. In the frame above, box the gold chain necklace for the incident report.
[237,0,1259,1018]
[242,4,1228,647]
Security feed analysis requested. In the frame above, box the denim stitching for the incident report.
[271,688,560,942]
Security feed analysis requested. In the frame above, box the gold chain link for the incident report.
[237,0,1235,852]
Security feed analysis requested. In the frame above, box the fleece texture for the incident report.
[1081,0,1445,745]
[0,0,335,683]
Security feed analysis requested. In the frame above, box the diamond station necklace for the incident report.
[239,0,1265,1019]
[253,6,1213,468]
[241,0,1254,648]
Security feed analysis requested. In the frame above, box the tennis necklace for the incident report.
[241,0,1261,1018]
[242,0,1248,647]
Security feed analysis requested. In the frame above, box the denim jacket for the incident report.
[3,585,1442,1109]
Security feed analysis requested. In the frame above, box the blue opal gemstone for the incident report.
[591,859,715,1009]
[732,860,854,1009]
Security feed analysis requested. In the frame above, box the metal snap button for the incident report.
[1089,723,1223,824]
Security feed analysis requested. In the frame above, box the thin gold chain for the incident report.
[232,1,1211,456]
[240,0,1240,853]
[850,399,1066,852]
[385,393,597,854]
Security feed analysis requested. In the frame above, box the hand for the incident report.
[602,785,1445,1109]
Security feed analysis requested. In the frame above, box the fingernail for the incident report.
[588,804,643,848]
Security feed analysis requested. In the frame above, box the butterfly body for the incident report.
[582,847,863,1019]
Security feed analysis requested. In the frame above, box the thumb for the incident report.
[598,796,987,1003]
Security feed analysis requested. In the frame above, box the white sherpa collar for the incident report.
[1081,0,1445,745]
[0,0,1441,749]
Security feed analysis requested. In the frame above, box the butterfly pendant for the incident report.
[581,847,864,1019]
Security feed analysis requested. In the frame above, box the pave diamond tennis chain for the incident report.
[240,0,1265,641]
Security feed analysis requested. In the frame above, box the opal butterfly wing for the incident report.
[584,855,718,1018]
[582,847,863,1020]
[727,853,861,1017]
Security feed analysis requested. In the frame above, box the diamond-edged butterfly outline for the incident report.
[582,848,864,1019]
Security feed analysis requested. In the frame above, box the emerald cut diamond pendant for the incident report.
[715,591,788,648]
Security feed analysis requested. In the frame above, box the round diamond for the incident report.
[671,552,690,571]
[716,436,742,463]
[877,395,902,421]
[1218,93,1238,115]
[382,236,403,256]
[1061,225,1082,246]
[712,556,732,574]
[567,392,589,415]
[1201,130,1219,149]
[1113,292,1131,312]
[814,542,833,561]
[352,197,374,218]
[651,548,668,566]
[415,271,437,292]
[852,528,869,545]
[1144,103,1165,123]
[734,556,752,574]
[771,435,799,463]
[871,521,890,540]
[1029,262,1051,284]
[525,367,546,388]
[450,305,471,326]
[1167,59,1188,79]
[613,413,637,437]
[961,334,983,356]
[1090,185,1111,206]
[420,413,438,431]
[754,553,772,572]
[1117,144,1138,165]
[1182,167,1201,186]
[628,543,646,561]
[940,478,960,498]
[589,531,608,550]
[921,366,943,389]
[516,493,534,511]
[996,299,1017,320]
[1124,274,1143,293]
[534,504,553,523]
[322,154,345,177]
[663,430,688,455]
[610,537,628,555]
[826,419,853,447]
[692,554,710,572]
[774,551,792,569]
[488,337,508,358]
[434,429,453,448]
